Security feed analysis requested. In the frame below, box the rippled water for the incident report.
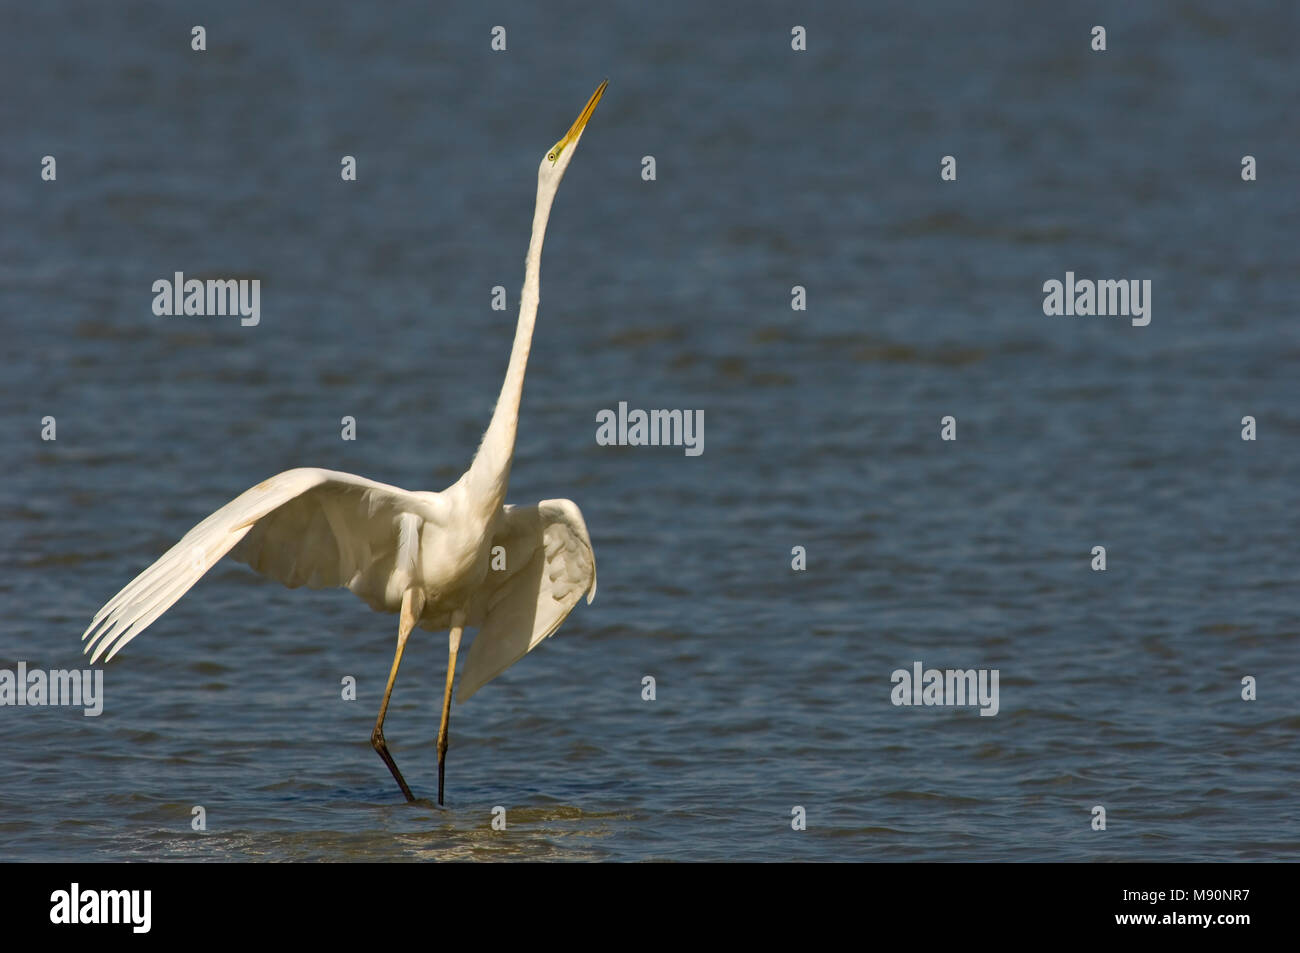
[2,1,1298,861]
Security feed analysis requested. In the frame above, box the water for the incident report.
[2,0,1298,861]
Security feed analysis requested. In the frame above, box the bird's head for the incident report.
[538,80,607,189]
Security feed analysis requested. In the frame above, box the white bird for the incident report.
[82,80,606,805]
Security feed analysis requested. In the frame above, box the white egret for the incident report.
[82,80,606,805]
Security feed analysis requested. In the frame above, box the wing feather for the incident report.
[457,498,597,701]
[82,467,438,662]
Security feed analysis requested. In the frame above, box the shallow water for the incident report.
[2,1,1298,860]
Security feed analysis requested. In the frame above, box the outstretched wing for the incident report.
[82,467,440,663]
[456,499,597,701]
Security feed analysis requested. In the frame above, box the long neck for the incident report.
[466,180,556,512]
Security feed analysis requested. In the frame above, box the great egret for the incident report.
[82,80,606,805]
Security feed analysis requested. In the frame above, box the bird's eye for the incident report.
[547,152,556,162]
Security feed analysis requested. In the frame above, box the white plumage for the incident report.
[81,469,596,701]
[81,80,608,804]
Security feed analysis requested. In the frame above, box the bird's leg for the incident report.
[436,610,466,806]
[370,588,426,802]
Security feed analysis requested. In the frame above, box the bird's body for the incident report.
[82,80,607,803]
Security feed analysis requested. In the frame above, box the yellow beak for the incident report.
[559,79,608,151]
